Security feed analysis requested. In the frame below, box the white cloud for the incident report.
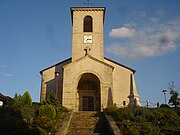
[0,64,6,68]
[5,73,14,77]
[0,65,13,77]
[109,27,135,38]
[107,16,180,60]
[0,72,14,77]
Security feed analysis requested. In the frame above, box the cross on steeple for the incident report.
[83,0,93,7]
[84,46,91,55]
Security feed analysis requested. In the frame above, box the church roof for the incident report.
[40,57,135,74]
[104,57,136,73]
[39,58,72,75]
[63,54,114,70]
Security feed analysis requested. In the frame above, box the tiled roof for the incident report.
[0,93,12,101]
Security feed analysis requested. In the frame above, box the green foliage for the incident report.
[168,81,180,108]
[104,105,119,120]
[33,115,57,134]
[39,104,56,119]
[13,90,32,108]
[45,91,59,106]
[1,90,69,135]
[14,93,21,100]
[28,127,47,135]
[105,107,180,135]
[36,127,47,135]
[169,91,180,108]
[36,92,69,134]
[20,105,39,126]
[22,91,32,106]
[0,107,29,135]
[36,99,69,134]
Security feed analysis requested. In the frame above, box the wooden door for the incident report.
[83,96,94,111]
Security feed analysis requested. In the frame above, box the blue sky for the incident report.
[0,0,180,107]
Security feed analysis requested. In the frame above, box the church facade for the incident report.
[40,7,141,111]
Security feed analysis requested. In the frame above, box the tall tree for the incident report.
[168,81,180,108]
[22,91,32,106]
[14,90,32,107]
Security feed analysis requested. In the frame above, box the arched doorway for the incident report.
[77,73,100,111]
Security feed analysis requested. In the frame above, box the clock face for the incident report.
[84,35,93,44]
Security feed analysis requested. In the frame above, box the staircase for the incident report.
[66,112,111,135]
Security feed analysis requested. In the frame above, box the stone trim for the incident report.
[71,7,105,12]
[104,112,123,135]
[55,111,73,135]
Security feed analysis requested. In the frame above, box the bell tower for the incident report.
[71,7,105,61]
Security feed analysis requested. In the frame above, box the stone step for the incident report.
[67,133,101,135]
[66,112,111,135]
[68,127,94,132]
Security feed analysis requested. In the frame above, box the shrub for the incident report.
[106,107,180,135]
[39,104,56,119]
[29,127,47,135]
[37,127,47,135]
[20,104,39,126]
[0,107,29,135]
[104,105,119,120]
[33,115,57,134]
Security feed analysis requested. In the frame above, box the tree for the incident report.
[45,91,59,106]
[21,91,32,106]
[13,90,32,107]
[14,93,21,100]
[168,81,180,108]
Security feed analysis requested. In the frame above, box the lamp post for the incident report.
[146,100,150,108]
[162,89,167,104]
[55,72,60,99]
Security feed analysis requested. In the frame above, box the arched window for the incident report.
[84,16,93,32]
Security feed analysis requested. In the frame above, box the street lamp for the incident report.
[162,89,167,104]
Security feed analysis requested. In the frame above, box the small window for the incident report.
[84,16,93,32]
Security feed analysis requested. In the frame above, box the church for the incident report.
[40,7,141,111]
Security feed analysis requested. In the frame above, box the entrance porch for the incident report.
[77,73,100,111]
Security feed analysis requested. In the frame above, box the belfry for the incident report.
[40,7,141,111]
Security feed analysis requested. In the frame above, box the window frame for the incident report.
[83,16,93,32]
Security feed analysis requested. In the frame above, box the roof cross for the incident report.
[83,0,93,7]
[84,46,91,55]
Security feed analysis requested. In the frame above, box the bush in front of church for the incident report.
[33,92,69,134]
[39,104,56,119]
[105,106,180,135]
[0,90,69,135]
